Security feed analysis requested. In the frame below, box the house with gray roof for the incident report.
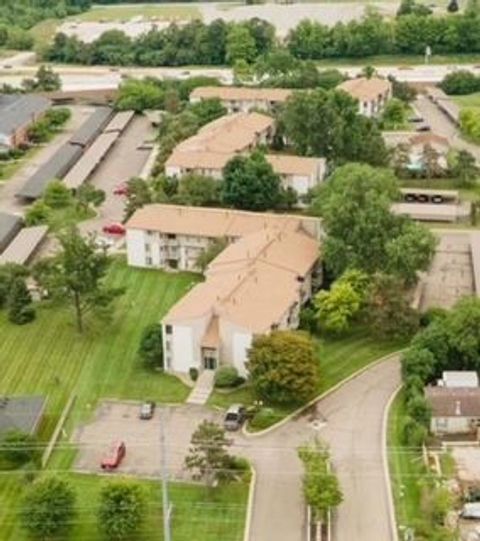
[0,94,51,149]
[0,396,46,436]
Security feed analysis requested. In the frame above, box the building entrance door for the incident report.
[203,356,217,370]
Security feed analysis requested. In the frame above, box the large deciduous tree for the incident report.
[222,151,282,211]
[33,228,123,332]
[282,88,389,165]
[247,331,319,405]
[312,163,436,283]
[21,477,76,541]
[98,480,146,541]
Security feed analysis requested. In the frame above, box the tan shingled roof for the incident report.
[426,387,480,417]
[409,133,449,147]
[266,154,324,176]
[126,204,319,238]
[337,77,391,100]
[175,112,274,155]
[164,226,319,332]
[165,150,231,171]
[190,86,292,103]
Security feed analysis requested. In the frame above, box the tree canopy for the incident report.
[247,331,319,405]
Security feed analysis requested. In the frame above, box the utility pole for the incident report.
[160,408,172,541]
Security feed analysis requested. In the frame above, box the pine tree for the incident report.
[7,278,35,325]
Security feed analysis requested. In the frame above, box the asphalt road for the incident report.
[2,63,480,91]
[414,94,480,161]
[237,354,401,541]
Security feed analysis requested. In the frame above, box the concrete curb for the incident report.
[243,350,405,439]
[243,466,257,541]
[382,385,402,541]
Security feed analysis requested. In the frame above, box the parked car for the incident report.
[102,223,126,235]
[224,404,246,431]
[113,184,128,196]
[101,441,126,470]
[409,116,424,123]
[139,401,156,420]
[416,124,431,132]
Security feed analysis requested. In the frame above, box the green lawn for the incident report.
[388,390,424,534]
[1,473,248,541]
[453,93,480,111]
[209,328,406,427]
[0,261,198,439]
[317,53,480,67]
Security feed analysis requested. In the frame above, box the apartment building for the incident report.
[189,86,292,113]
[337,77,392,117]
[126,204,321,376]
[126,204,322,271]
[165,111,326,198]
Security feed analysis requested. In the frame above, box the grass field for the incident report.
[0,260,198,439]
[209,327,406,427]
[388,390,424,534]
[0,472,248,541]
[453,92,480,112]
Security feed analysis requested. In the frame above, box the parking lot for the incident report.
[72,401,223,480]
[420,232,474,310]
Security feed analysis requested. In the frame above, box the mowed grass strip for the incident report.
[73,4,201,22]
[0,259,199,439]
[0,473,248,541]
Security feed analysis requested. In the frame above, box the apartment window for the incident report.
[167,234,176,240]
[146,256,153,266]
[145,243,151,253]
[165,325,172,334]
[147,230,154,236]
[165,341,171,351]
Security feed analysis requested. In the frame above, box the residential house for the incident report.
[0,94,51,149]
[189,86,292,114]
[337,77,392,117]
[426,387,480,435]
[126,204,322,376]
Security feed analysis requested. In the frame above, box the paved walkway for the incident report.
[237,355,401,541]
[187,370,214,405]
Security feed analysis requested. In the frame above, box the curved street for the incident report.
[236,355,401,541]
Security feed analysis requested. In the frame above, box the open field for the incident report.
[209,327,406,427]
[0,260,198,439]
[0,473,248,541]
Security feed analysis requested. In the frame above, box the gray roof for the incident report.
[0,94,51,138]
[0,396,46,436]
[0,212,22,251]
[0,225,48,265]
[69,107,114,147]
[16,143,83,200]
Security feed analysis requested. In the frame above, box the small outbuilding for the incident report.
[0,396,46,437]
[442,371,479,389]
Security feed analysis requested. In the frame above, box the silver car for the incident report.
[224,404,246,431]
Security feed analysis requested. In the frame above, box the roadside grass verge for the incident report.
[0,472,248,541]
[209,328,406,429]
[388,390,424,533]
[316,53,480,67]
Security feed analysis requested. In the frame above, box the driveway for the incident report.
[71,356,401,541]
[240,355,401,541]
[73,400,223,481]
[414,94,480,161]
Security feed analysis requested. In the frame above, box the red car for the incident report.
[113,184,128,196]
[102,223,126,235]
[101,441,126,470]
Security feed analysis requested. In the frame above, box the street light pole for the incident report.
[160,408,172,541]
